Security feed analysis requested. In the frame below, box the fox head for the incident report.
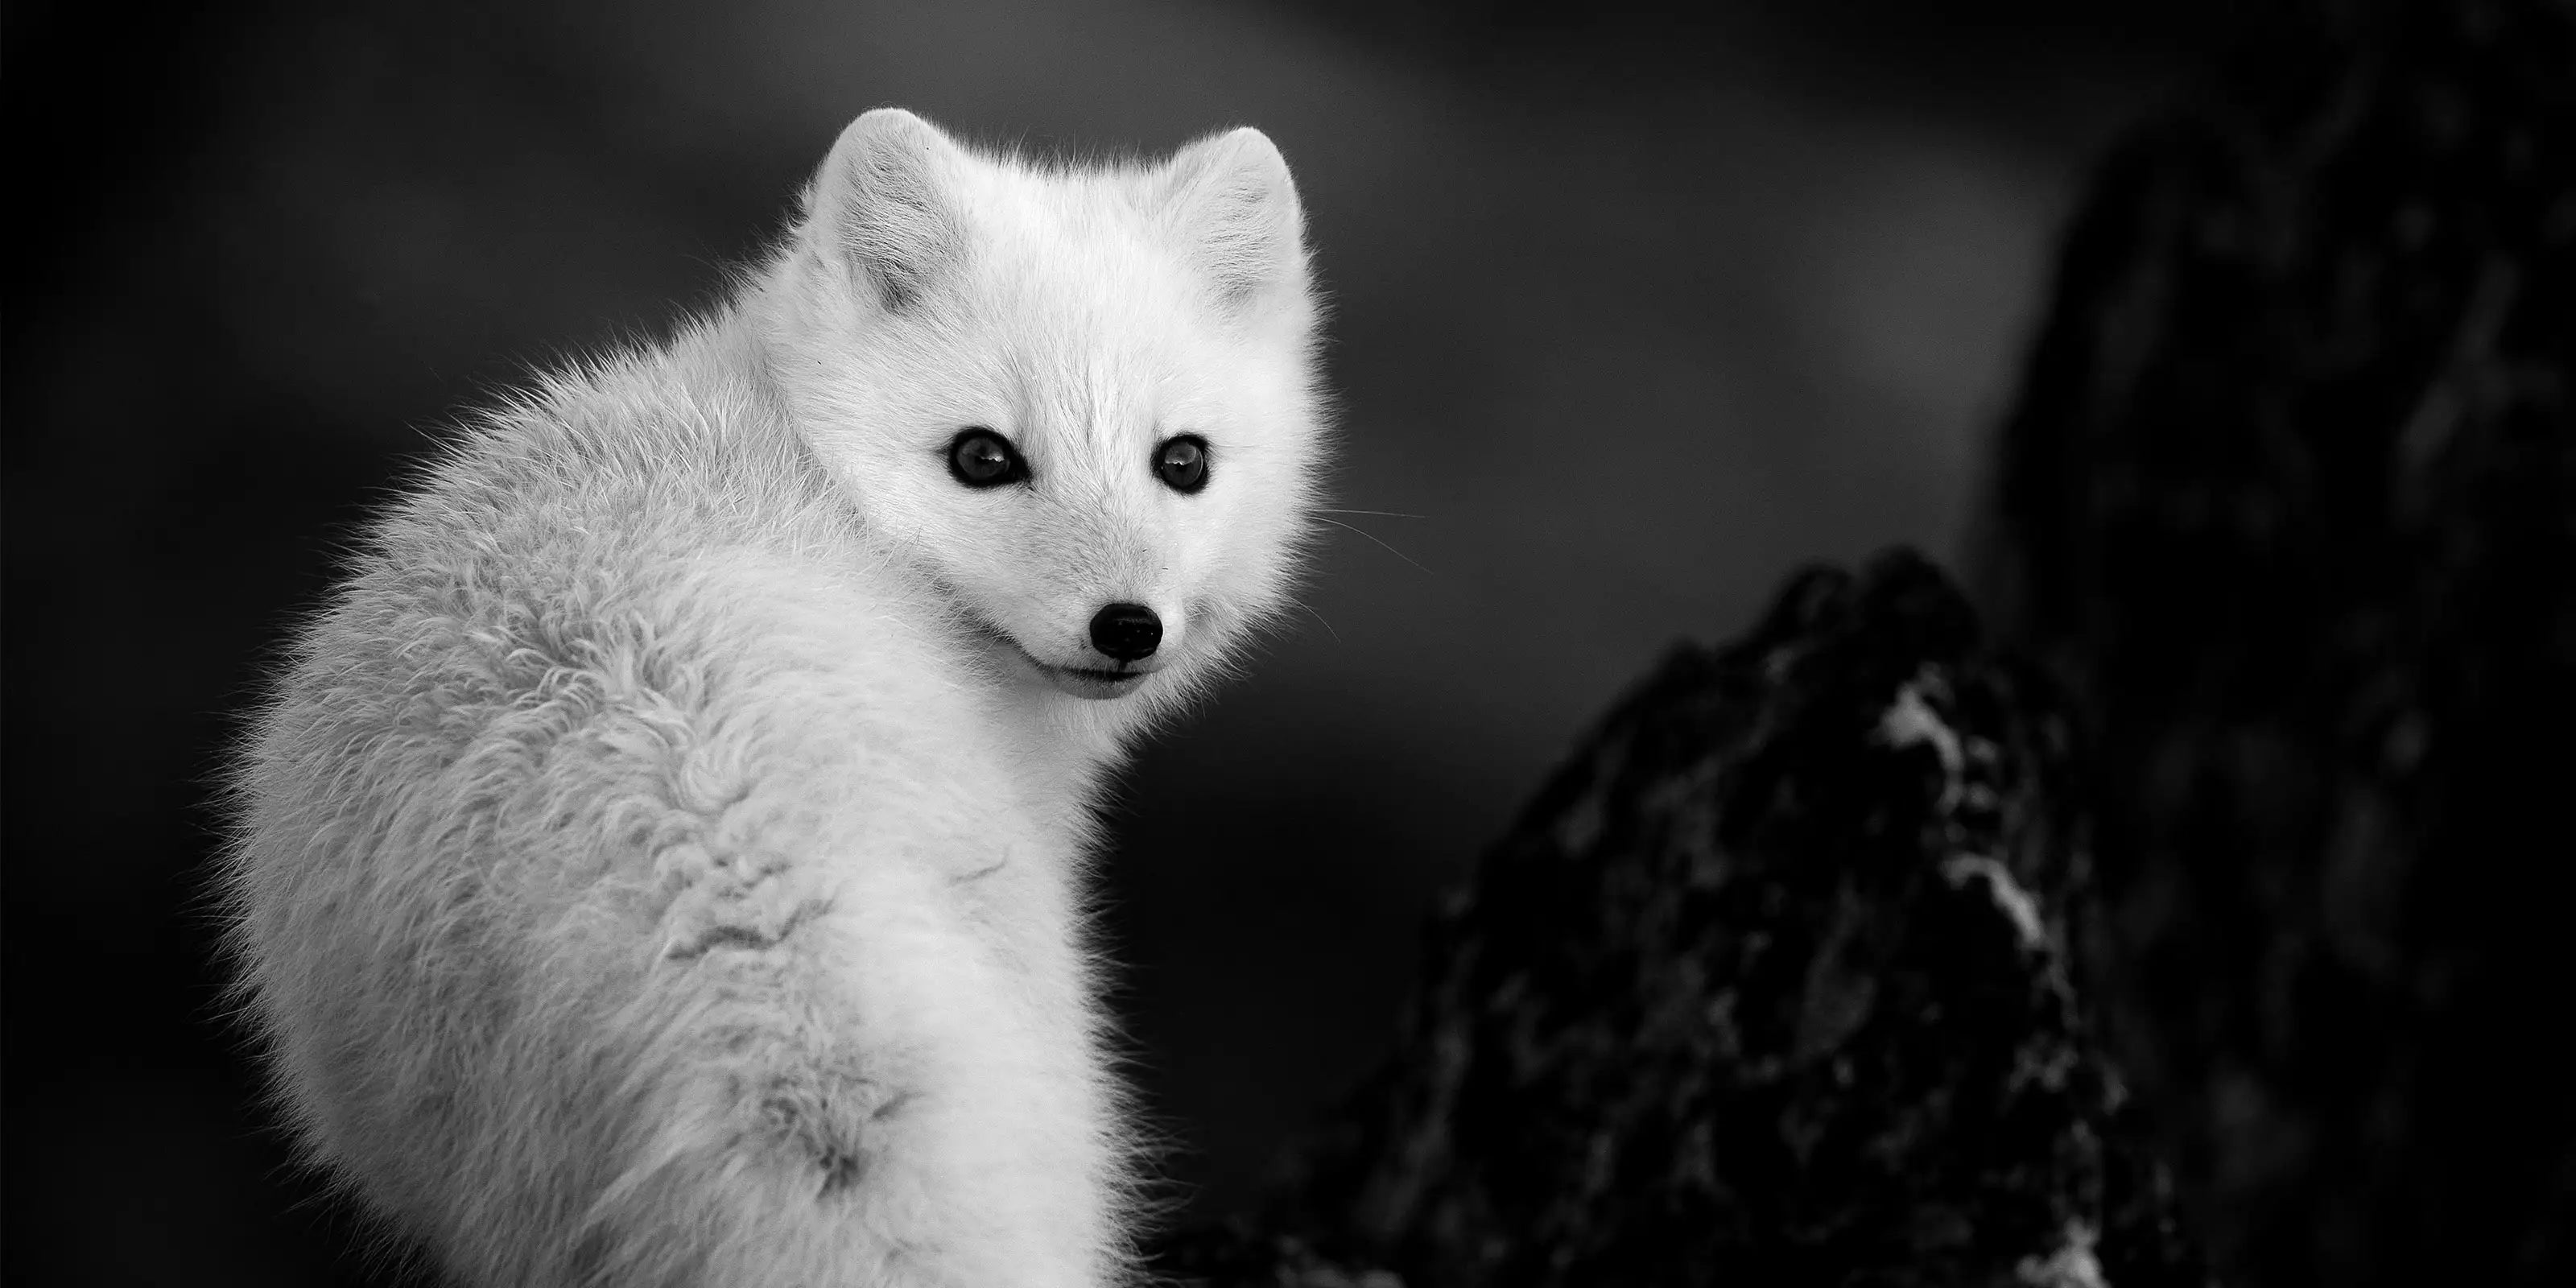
[758,108,1326,719]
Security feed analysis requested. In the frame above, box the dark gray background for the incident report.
[2,1,2227,1281]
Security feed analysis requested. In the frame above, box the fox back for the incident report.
[218,109,1327,1287]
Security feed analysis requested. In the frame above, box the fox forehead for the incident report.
[916,273,1258,448]
[872,315,1232,456]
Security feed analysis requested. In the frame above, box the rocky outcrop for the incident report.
[1164,554,2206,1286]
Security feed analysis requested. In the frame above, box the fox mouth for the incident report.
[1034,663,1151,700]
[967,619,1154,700]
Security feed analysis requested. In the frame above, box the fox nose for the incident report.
[1088,603,1162,663]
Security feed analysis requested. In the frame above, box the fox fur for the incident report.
[217,108,1327,1286]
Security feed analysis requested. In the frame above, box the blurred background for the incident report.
[2,1,2235,1281]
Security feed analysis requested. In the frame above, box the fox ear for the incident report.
[804,108,965,312]
[1158,127,1307,314]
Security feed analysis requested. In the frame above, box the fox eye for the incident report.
[947,428,1028,488]
[1154,435,1210,494]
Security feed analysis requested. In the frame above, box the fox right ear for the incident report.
[1156,126,1308,317]
[803,108,965,312]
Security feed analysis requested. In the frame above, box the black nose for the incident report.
[1088,603,1162,663]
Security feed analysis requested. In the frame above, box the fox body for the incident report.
[219,109,1325,1286]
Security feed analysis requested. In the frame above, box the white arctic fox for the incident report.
[219,109,1325,1286]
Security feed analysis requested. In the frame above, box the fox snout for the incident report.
[1088,603,1161,663]
[984,598,1177,702]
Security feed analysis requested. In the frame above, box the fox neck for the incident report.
[979,686,1151,837]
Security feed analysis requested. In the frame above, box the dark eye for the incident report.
[1154,435,1210,494]
[947,428,1028,488]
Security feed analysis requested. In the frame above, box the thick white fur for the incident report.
[219,109,1325,1286]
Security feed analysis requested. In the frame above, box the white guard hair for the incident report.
[217,108,1327,1287]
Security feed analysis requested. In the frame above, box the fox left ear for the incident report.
[1158,127,1309,315]
[804,108,968,313]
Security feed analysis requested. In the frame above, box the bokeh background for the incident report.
[3,1,2232,1281]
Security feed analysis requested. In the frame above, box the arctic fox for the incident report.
[218,108,1325,1286]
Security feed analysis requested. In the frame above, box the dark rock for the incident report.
[1155,1219,1407,1288]
[1162,552,2206,1286]
[1974,1,2576,1284]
